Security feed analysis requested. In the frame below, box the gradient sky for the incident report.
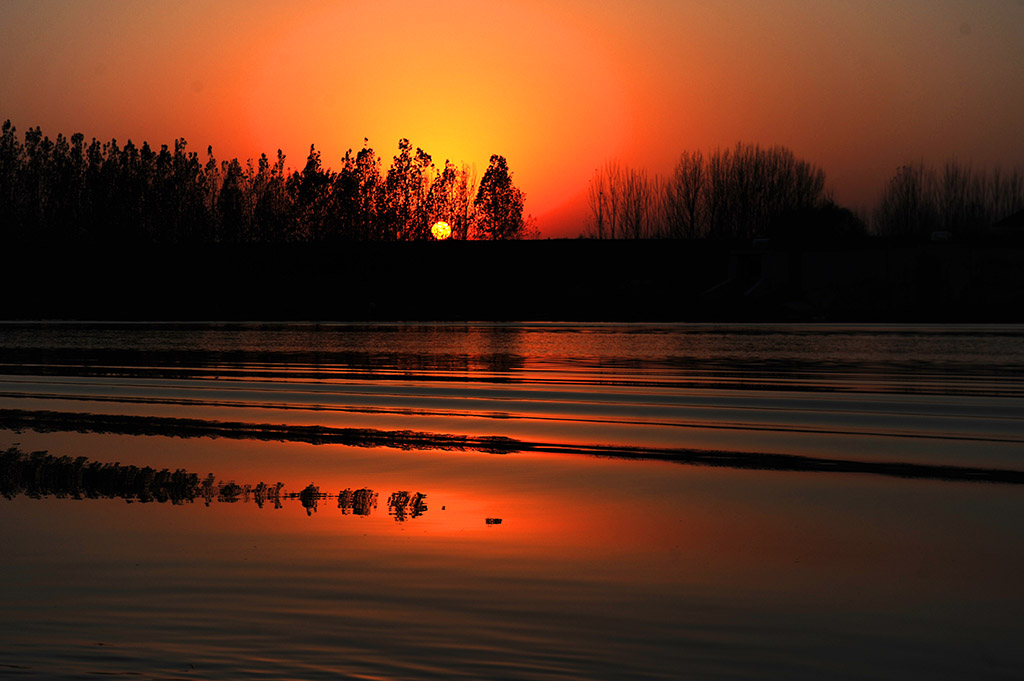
[3,0,1023,237]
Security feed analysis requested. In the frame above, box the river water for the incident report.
[1,322,1022,680]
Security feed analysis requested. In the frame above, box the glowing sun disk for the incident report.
[431,221,452,240]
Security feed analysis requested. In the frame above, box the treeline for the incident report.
[874,161,1024,238]
[585,143,1024,241]
[0,120,530,244]
[585,143,863,241]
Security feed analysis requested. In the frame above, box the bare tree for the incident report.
[620,166,656,238]
[989,165,1024,224]
[873,163,934,237]
[586,165,608,239]
[663,150,705,238]
[872,160,1024,237]
[604,160,622,238]
[586,160,658,238]
[587,144,829,240]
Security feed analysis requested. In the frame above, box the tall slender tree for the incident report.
[473,155,525,240]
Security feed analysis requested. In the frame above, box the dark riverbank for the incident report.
[4,413,1022,485]
[3,239,1023,321]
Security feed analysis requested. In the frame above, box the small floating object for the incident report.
[485,517,502,525]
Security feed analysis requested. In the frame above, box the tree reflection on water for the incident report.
[0,446,423,520]
[4,408,1022,485]
[388,491,428,521]
[338,487,378,515]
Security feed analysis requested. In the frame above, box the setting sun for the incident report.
[431,221,452,240]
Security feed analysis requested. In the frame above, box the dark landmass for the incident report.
[0,408,522,453]
[3,124,1020,322]
[3,239,1023,322]
[3,409,1022,485]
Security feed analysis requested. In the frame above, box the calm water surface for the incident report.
[1,323,1023,680]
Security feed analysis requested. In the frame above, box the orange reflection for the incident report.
[10,434,1024,602]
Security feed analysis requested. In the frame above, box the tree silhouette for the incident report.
[586,162,608,239]
[662,150,705,238]
[287,145,334,241]
[0,121,535,244]
[873,160,1024,238]
[586,143,830,240]
[426,160,476,240]
[382,139,435,240]
[333,141,382,240]
[217,158,248,242]
[620,165,656,238]
[473,154,526,240]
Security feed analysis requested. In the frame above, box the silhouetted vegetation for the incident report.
[585,144,861,241]
[586,146,1024,243]
[873,161,1024,239]
[0,121,529,243]
[474,155,530,239]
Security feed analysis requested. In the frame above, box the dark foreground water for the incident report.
[1,322,1023,680]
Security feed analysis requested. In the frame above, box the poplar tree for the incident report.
[473,155,525,240]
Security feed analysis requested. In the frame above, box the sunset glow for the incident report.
[3,1,1023,236]
[5,3,1024,677]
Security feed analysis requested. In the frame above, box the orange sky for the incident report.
[3,0,1023,237]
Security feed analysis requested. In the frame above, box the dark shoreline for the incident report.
[4,239,1023,322]
[4,409,1023,485]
